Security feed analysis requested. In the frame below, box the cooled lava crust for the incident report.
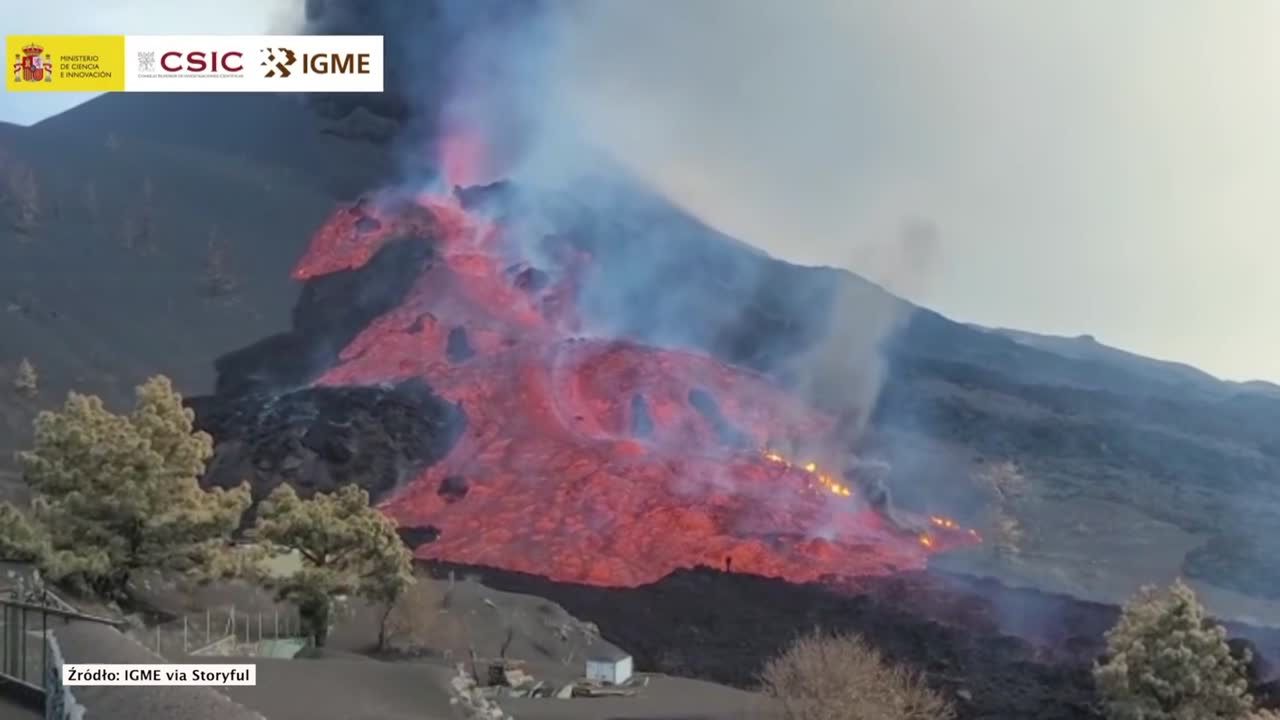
[256,187,980,588]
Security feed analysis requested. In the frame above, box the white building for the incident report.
[585,647,633,685]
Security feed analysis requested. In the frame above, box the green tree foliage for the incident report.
[253,484,413,649]
[16,376,250,598]
[1094,579,1254,720]
[0,502,50,562]
[13,357,37,398]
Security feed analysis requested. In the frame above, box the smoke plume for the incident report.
[301,0,937,450]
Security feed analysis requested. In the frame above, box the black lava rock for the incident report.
[437,475,469,503]
[189,378,465,507]
[397,525,441,549]
[688,388,749,449]
[630,394,654,439]
[446,326,474,363]
[212,236,433,397]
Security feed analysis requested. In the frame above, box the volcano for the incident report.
[240,180,980,588]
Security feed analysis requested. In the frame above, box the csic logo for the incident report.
[260,47,372,78]
[159,50,243,74]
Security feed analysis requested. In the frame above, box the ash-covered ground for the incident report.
[430,562,1280,720]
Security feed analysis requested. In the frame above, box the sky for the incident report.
[0,0,299,124]
[3,1,1277,383]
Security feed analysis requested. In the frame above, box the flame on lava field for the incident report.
[931,515,981,540]
[762,450,978,550]
[918,515,982,549]
[292,180,982,587]
[762,450,852,497]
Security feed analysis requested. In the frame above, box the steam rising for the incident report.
[302,0,937,451]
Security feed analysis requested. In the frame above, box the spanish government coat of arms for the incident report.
[13,44,53,83]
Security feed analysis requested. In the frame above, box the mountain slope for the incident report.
[976,326,1280,399]
[2,92,1278,611]
[0,93,391,461]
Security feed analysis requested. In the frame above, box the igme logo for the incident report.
[261,47,296,78]
[260,47,371,78]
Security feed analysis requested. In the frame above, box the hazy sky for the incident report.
[0,0,299,124]
[4,1,1277,382]
[550,0,1280,383]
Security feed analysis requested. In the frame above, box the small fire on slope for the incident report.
[762,450,979,550]
[762,450,853,497]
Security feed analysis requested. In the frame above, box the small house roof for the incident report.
[586,646,631,663]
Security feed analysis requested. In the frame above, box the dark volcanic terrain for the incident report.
[429,562,1280,720]
[0,93,391,469]
[4,89,1280,720]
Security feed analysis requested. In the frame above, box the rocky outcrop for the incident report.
[190,379,464,506]
[210,235,433,398]
[187,224,461,509]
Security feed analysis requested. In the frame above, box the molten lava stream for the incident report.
[300,189,978,587]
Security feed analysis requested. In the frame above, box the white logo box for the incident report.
[124,35,383,92]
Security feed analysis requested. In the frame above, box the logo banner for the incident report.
[7,35,383,93]
[7,35,125,92]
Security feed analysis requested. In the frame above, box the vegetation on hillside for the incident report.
[975,459,1027,559]
[760,628,955,720]
[12,357,38,398]
[0,501,49,562]
[9,376,250,598]
[1,149,41,236]
[2,373,417,654]
[1094,579,1257,720]
[203,226,238,297]
[253,483,413,649]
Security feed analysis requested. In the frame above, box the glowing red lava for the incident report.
[438,125,495,189]
[295,188,979,587]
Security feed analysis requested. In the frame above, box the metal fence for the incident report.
[143,604,310,658]
[0,579,120,711]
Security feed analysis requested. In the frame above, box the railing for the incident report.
[0,580,121,712]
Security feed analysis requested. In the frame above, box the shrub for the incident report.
[383,579,467,653]
[1094,579,1253,720]
[760,629,955,720]
[384,580,439,650]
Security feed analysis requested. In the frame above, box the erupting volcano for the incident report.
[284,151,979,587]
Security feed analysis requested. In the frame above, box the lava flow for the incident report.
[293,183,979,587]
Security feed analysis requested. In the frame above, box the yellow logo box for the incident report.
[7,35,125,92]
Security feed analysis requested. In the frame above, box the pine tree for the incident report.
[254,484,413,649]
[13,357,37,398]
[17,375,250,598]
[0,503,50,563]
[1094,579,1254,720]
